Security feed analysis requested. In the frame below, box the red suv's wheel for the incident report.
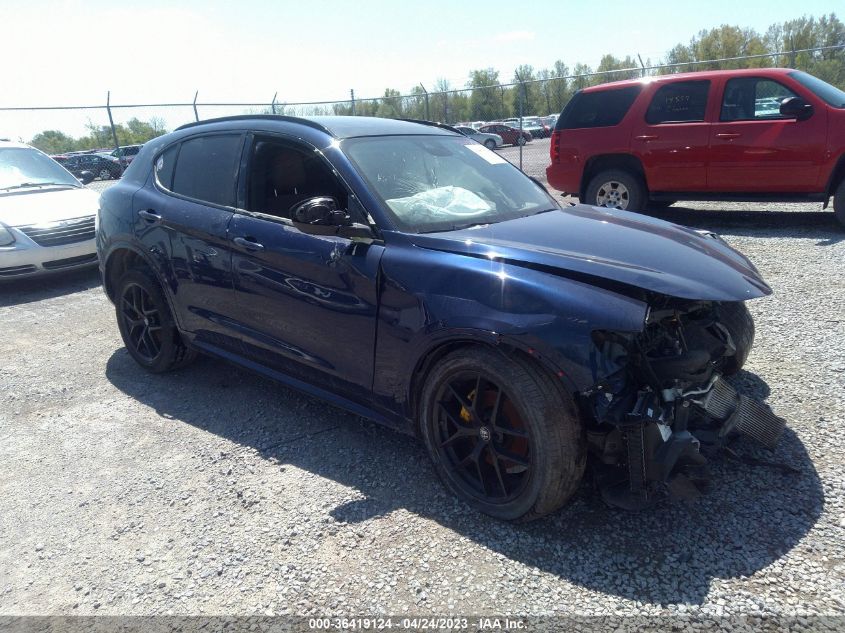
[585,169,646,212]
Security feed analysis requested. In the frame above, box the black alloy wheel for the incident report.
[120,281,163,363]
[433,370,532,503]
[420,347,585,521]
[114,268,197,373]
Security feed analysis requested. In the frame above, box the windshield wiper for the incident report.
[0,181,77,191]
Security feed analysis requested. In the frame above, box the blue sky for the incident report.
[0,0,838,138]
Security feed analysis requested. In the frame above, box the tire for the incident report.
[516,136,526,146]
[585,169,647,211]
[834,178,845,229]
[98,168,111,181]
[716,302,755,375]
[419,347,585,521]
[484,139,496,150]
[115,268,197,373]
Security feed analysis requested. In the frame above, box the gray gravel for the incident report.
[1,190,844,620]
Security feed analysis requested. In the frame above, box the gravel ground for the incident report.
[1,185,844,623]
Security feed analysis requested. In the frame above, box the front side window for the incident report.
[646,81,710,124]
[557,86,641,130]
[721,78,798,121]
[344,135,557,233]
[170,134,243,207]
[245,139,349,220]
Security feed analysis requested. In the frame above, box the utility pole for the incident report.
[192,91,199,121]
[350,89,356,116]
[420,83,430,121]
[271,92,278,114]
[106,91,120,153]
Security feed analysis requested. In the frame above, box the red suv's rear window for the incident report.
[556,86,642,130]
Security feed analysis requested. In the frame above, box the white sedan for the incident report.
[0,140,100,279]
[454,126,504,150]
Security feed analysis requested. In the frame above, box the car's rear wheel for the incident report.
[585,169,646,211]
[419,347,585,521]
[716,301,755,375]
[484,139,496,150]
[115,269,197,373]
[517,136,526,146]
[98,168,111,181]
[833,178,845,228]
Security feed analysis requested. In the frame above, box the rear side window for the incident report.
[557,86,641,130]
[646,81,710,124]
[154,144,179,190]
[170,134,243,207]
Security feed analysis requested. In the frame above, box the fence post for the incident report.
[515,72,525,171]
[350,89,356,116]
[271,92,278,115]
[637,54,646,77]
[420,83,430,121]
[443,91,448,123]
[192,91,199,121]
[106,91,120,153]
[499,86,506,118]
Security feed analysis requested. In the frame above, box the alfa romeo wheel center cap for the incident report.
[479,426,491,442]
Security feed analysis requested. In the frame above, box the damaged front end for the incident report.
[586,299,785,510]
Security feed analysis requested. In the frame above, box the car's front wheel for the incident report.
[716,301,755,375]
[115,269,197,373]
[419,347,585,521]
[585,169,646,211]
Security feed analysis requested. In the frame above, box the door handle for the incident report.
[716,132,741,139]
[635,134,659,141]
[233,236,265,252]
[138,209,162,224]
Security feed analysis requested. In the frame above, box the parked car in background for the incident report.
[0,140,99,278]
[519,117,550,139]
[546,68,845,226]
[111,144,143,168]
[479,123,532,146]
[454,126,504,149]
[98,115,782,520]
[54,153,123,180]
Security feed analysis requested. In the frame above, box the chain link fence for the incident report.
[1,45,843,185]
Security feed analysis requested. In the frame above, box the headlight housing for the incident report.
[0,224,15,247]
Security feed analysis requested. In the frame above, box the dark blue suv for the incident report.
[97,115,784,519]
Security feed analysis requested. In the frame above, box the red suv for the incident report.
[546,68,845,226]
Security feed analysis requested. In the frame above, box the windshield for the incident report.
[343,135,557,233]
[0,147,80,190]
[789,71,845,108]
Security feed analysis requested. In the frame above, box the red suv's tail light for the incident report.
[550,130,561,164]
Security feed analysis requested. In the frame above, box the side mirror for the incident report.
[779,97,814,121]
[291,196,345,226]
[290,196,375,243]
[78,170,95,185]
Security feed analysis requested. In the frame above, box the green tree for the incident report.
[29,130,78,154]
[468,68,503,121]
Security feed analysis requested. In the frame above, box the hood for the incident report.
[406,204,772,302]
[0,187,100,227]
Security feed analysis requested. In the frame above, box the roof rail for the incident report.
[176,114,333,135]
[397,119,461,134]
